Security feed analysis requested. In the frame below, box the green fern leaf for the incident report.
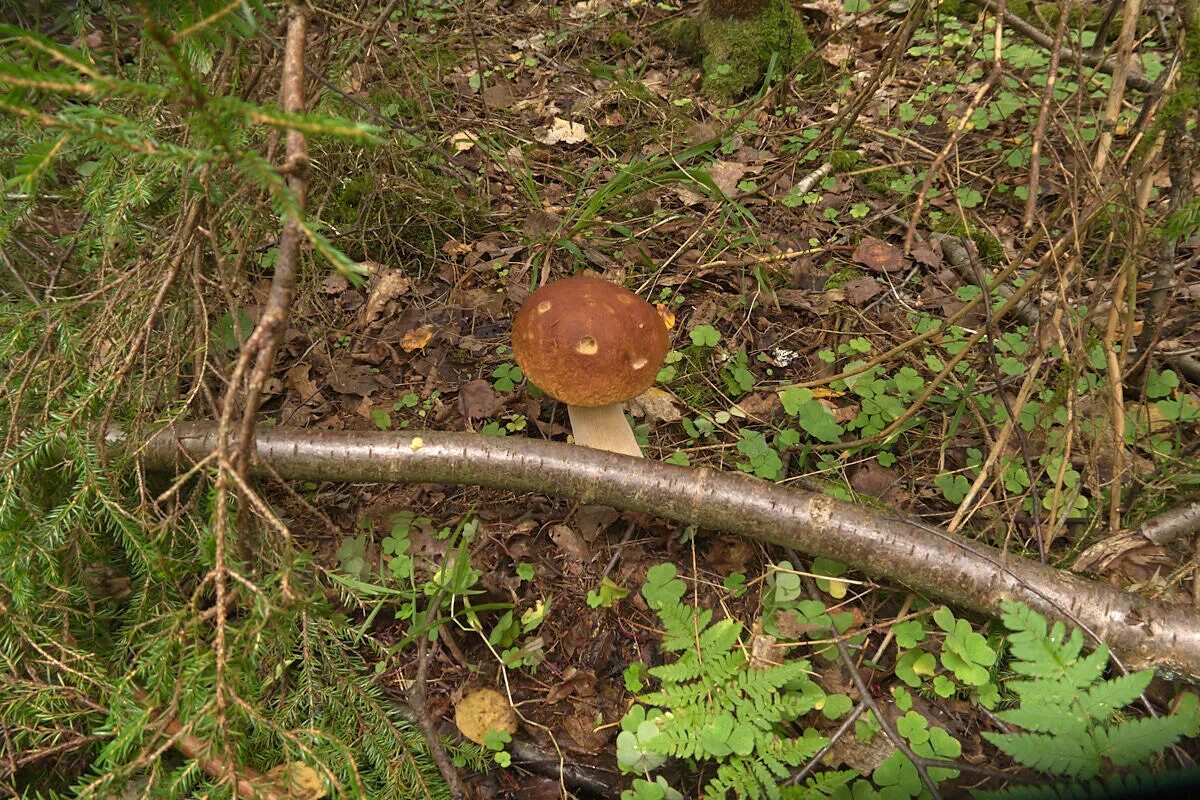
[982,729,1099,778]
[1093,711,1195,767]
[995,703,1084,735]
[1079,669,1152,720]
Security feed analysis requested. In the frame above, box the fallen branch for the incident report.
[122,423,1200,679]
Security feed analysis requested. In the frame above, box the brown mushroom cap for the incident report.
[511,276,669,407]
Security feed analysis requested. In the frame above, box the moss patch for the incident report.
[677,0,813,104]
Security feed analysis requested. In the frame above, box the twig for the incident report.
[1023,1,1070,229]
[125,424,1200,679]
[1091,0,1143,174]
[979,0,1156,92]
[232,2,310,479]
[406,632,468,799]
[803,577,944,798]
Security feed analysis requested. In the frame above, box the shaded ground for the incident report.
[4,0,1200,796]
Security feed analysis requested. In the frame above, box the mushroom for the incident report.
[511,275,670,457]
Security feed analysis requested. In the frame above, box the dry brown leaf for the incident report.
[844,275,883,305]
[399,325,434,352]
[359,267,412,328]
[286,363,321,402]
[853,237,905,273]
[442,239,474,256]
[459,379,501,419]
[910,240,943,267]
[749,618,780,669]
[627,387,682,424]
[820,40,853,66]
[549,524,592,561]
[450,130,478,151]
[709,160,748,197]
[322,272,349,294]
[574,505,619,542]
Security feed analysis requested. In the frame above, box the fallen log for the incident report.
[124,423,1200,679]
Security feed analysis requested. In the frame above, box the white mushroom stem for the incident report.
[567,404,643,458]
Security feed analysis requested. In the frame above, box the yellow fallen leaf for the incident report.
[262,761,325,800]
[450,130,478,152]
[656,304,676,330]
[400,325,434,352]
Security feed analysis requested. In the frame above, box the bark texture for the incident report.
[125,423,1200,679]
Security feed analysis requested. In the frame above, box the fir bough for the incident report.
[0,5,471,796]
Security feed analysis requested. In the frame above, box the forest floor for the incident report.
[265,1,1200,796]
[5,0,1200,797]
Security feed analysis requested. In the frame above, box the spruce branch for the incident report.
[124,424,1200,679]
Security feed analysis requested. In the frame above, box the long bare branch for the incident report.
[124,423,1200,679]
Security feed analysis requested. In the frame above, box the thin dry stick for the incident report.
[1023,2,1071,229]
[981,0,1156,91]
[201,2,310,780]
[947,353,1046,534]
[1102,262,1131,533]
[1092,0,1144,173]
[903,1,1005,251]
[232,3,310,477]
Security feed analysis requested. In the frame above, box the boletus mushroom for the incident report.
[511,275,670,457]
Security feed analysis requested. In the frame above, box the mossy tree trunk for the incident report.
[675,0,813,104]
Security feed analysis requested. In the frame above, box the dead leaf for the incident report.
[327,362,383,396]
[850,462,901,500]
[706,535,755,574]
[537,117,588,145]
[709,160,748,197]
[322,272,349,294]
[574,505,619,542]
[399,325,434,352]
[910,240,942,267]
[562,709,610,754]
[359,268,412,328]
[286,363,321,403]
[450,130,478,152]
[672,185,706,206]
[823,726,895,773]
[482,81,516,109]
[626,387,682,423]
[844,275,883,305]
[459,379,501,419]
[455,688,518,745]
[545,668,597,704]
[442,239,474,256]
[261,761,326,800]
[749,618,780,669]
[820,40,853,66]
[853,236,905,273]
[549,524,592,561]
[731,391,781,421]
[656,304,676,330]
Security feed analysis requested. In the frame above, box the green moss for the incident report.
[694,0,813,104]
[860,166,902,197]
[934,217,1004,266]
[830,149,861,172]
[607,30,635,50]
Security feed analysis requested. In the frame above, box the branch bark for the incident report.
[124,423,1200,679]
